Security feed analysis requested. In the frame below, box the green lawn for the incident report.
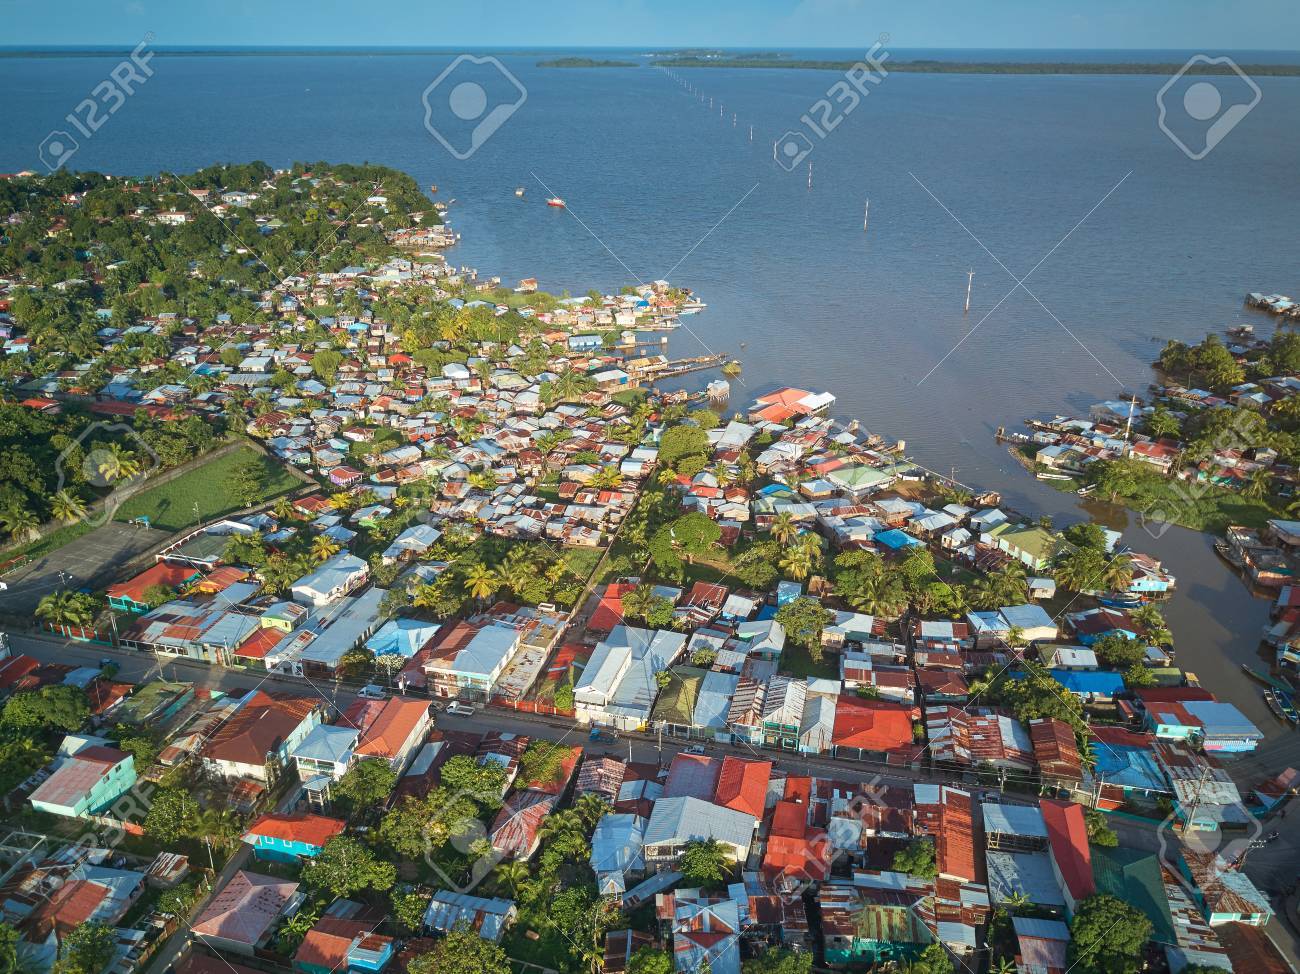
[113,446,302,532]
[780,640,840,680]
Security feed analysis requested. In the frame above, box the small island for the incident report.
[537,56,638,68]
[649,54,1300,75]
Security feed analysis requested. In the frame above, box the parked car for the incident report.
[446,701,476,717]
[358,684,387,700]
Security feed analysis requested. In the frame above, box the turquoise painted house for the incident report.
[243,812,346,862]
[28,738,136,818]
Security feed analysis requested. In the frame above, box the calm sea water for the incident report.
[4,49,1300,749]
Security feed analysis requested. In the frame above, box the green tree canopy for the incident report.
[53,922,117,974]
[406,922,510,974]
[1067,894,1152,974]
[775,598,834,655]
[1,685,89,732]
[891,838,937,879]
[301,835,397,899]
[680,838,734,887]
[333,757,399,810]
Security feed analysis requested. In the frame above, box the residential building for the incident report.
[28,739,135,819]
[191,870,303,956]
[243,813,346,862]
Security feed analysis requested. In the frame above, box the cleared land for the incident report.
[113,446,303,532]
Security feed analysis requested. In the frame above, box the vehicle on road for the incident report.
[589,727,617,744]
[446,701,476,717]
[683,744,706,755]
[358,684,387,700]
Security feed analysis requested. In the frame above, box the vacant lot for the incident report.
[113,446,302,532]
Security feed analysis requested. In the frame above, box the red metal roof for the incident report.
[589,582,636,633]
[832,697,915,751]
[770,800,809,839]
[1040,799,1095,902]
[106,561,199,604]
[712,756,772,820]
[245,812,345,848]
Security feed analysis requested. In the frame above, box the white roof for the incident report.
[453,624,520,679]
[643,796,756,850]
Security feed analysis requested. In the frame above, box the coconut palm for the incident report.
[273,497,297,522]
[1243,467,1272,499]
[1099,552,1134,593]
[49,490,87,525]
[779,536,819,582]
[311,534,341,563]
[493,860,531,895]
[463,564,500,603]
[1052,545,1106,594]
[0,504,38,543]
[35,590,96,630]
[537,809,585,841]
[574,794,612,829]
[769,512,798,546]
[103,441,142,482]
[329,491,354,511]
[844,570,907,617]
[193,807,242,849]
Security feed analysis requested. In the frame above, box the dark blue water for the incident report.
[5,49,1300,739]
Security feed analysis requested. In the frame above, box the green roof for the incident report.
[827,464,894,490]
[651,666,707,725]
[1090,846,1176,943]
[114,680,192,724]
[989,523,1060,561]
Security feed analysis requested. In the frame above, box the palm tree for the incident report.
[311,534,341,563]
[192,808,242,849]
[329,491,354,511]
[1099,552,1134,593]
[273,497,297,522]
[769,512,798,546]
[779,536,818,581]
[1243,467,1272,499]
[574,794,612,829]
[537,809,585,841]
[493,860,530,895]
[1052,545,1105,594]
[50,490,87,525]
[1,504,39,543]
[463,564,500,603]
[35,590,95,630]
[990,957,1017,974]
[845,571,907,617]
[104,441,142,482]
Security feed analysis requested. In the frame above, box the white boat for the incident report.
[515,187,525,197]
[546,197,566,208]
[680,300,707,314]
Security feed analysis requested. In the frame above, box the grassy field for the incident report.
[780,640,840,680]
[113,446,302,532]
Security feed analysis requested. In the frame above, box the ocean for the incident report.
[4,47,1300,756]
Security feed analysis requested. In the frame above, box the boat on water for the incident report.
[546,197,566,208]
[429,184,438,193]
[515,187,525,197]
[1098,593,1145,609]
[1214,539,1244,568]
[1241,663,1295,692]
[680,300,707,314]
[1264,687,1300,726]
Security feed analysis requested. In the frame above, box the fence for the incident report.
[44,622,112,644]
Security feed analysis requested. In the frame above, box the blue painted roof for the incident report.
[1050,669,1125,695]
[874,529,921,550]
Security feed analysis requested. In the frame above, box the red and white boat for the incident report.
[546,197,566,208]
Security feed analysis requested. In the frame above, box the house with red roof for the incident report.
[831,697,915,760]
[712,756,772,822]
[1041,798,1094,917]
[490,790,558,860]
[28,739,136,819]
[191,870,303,956]
[343,696,434,773]
[1029,717,1083,789]
[106,561,203,613]
[590,582,637,635]
[201,691,324,781]
[243,813,345,862]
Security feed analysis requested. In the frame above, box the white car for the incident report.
[445,701,476,717]
[358,685,387,700]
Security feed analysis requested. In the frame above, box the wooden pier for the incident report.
[648,353,731,381]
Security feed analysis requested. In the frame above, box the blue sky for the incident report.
[4,0,1298,50]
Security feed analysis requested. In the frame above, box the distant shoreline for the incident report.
[650,57,1300,75]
